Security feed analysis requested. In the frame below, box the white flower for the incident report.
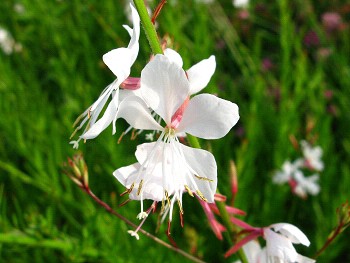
[293,171,320,198]
[300,141,324,171]
[233,0,249,8]
[263,223,315,263]
[114,54,239,220]
[70,3,140,149]
[273,159,303,184]
[0,27,17,55]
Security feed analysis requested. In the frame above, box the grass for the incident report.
[0,0,349,262]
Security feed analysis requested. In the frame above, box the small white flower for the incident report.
[114,54,239,221]
[293,171,320,198]
[70,3,140,148]
[145,132,154,141]
[273,159,302,184]
[300,140,324,171]
[0,27,16,55]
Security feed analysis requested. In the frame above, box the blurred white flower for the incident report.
[233,0,249,8]
[0,27,22,55]
[273,159,303,184]
[293,171,320,198]
[14,3,25,14]
[114,54,239,221]
[301,140,324,171]
[70,3,140,149]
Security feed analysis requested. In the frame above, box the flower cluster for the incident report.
[273,140,323,199]
[71,4,239,236]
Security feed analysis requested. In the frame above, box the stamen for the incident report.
[179,211,184,228]
[185,185,194,197]
[195,174,214,182]
[131,129,138,140]
[164,190,171,207]
[118,132,126,144]
[196,190,208,202]
[120,182,135,196]
[137,180,144,196]
[161,198,165,214]
[119,198,131,207]
[177,199,184,215]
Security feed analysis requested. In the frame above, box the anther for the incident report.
[164,191,171,206]
[196,190,208,202]
[184,185,194,197]
[177,199,184,215]
[119,198,131,207]
[137,180,144,196]
[194,174,214,182]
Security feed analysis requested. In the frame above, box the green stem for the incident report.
[132,2,247,262]
[133,0,163,55]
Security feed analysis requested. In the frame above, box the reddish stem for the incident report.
[80,185,205,263]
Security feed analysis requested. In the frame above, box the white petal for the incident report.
[264,228,298,262]
[126,3,140,64]
[164,48,183,68]
[113,162,164,201]
[81,95,118,139]
[296,253,316,263]
[177,94,239,139]
[117,96,163,131]
[113,163,140,188]
[141,54,190,124]
[241,241,262,263]
[103,47,133,81]
[122,25,133,37]
[187,55,216,94]
[180,143,217,202]
[270,223,311,246]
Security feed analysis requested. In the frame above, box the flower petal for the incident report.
[270,223,311,246]
[81,94,119,139]
[117,96,163,131]
[164,48,183,68]
[141,54,190,124]
[177,94,239,139]
[264,228,298,262]
[187,55,216,94]
[113,162,164,201]
[103,47,133,82]
[180,143,217,202]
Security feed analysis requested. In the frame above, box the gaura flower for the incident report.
[227,223,315,263]
[300,141,324,172]
[114,54,239,224]
[263,223,315,263]
[293,171,320,198]
[273,160,303,185]
[70,3,140,149]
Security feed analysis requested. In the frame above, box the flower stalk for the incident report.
[133,0,163,55]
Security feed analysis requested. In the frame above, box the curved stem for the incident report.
[82,185,205,263]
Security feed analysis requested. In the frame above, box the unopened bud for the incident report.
[63,153,89,188]
[229,160,238,200]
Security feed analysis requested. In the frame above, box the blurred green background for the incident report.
[0,0,349,262]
